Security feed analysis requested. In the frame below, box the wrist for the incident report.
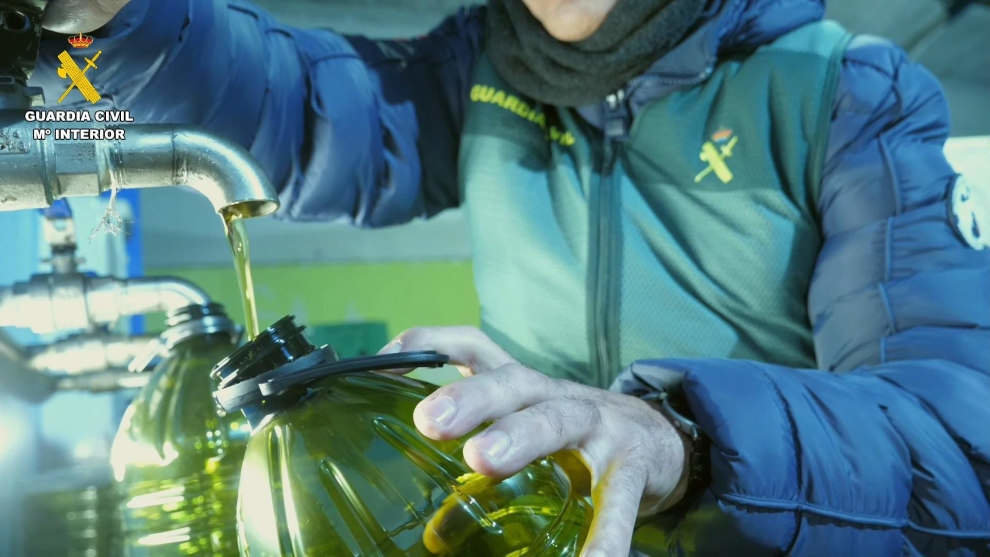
[664,428,692,511]
[640,388,710,513]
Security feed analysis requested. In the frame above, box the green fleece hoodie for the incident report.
[459,21,851,388]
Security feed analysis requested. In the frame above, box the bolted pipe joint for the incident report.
[0,121,279,217]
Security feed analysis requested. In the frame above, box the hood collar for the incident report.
[576,0,825,127]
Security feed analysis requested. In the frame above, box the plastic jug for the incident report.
[212,315,592,556]
[111,304,248,555]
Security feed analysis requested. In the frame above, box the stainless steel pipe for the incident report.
[0,274,211,333]
[27,333,158,375]
[0,122,279,217]
[51,370,151,392]
[0,329,54,401]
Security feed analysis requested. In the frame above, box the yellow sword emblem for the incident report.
[56,49,103,104]
[694,135,739,184]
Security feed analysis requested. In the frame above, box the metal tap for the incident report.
[1,209,215,334]
[0,0,264,399]
[0,208,231,398]
[0,122,280,218]
[0,0,279,218]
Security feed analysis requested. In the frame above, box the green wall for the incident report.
[147,260,481,337]
[147,261,479,385]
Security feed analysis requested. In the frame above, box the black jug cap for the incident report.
[212,315,448,415]
[211,315,317,388]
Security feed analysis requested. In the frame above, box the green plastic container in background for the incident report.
[212,315,592,556]
[305,322,388,358]
[110,304,248,556]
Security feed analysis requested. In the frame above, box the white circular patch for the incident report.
[950,175,989,250]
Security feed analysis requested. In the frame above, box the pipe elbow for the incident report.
[169,127,280,218]
[2,123,280,217]
[119,277,212,312]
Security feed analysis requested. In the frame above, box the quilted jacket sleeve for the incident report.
[31,0,484,226]
[615,36,990,555]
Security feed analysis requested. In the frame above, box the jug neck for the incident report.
[162,303,239,350]
[211,315,321,426]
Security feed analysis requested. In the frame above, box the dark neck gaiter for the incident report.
[486,0,706,107]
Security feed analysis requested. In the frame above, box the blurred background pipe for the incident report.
[26,333,158,375]
[0,330,54,402]
[0,275,210,334]
[51,370,150,393]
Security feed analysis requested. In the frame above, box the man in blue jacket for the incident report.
[38,0,990,555]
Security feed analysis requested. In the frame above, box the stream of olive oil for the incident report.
[222,212,260,339]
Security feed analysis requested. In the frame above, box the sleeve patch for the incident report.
[950,175,989,250]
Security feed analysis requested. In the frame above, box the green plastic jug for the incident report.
[110,304,249,556]
[212,315,592,556]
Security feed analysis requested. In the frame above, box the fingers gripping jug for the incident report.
[212,316,592,556]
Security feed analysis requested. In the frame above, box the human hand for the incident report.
[379,326,691,557]
[42,0,129,34]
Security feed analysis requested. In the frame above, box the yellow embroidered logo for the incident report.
[694,129,739,184]
[56,44,103,104]
[470,84,576,147]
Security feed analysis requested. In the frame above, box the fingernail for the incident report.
[378,339,402,355]
[474,430,511,463]
[420,395,456,426]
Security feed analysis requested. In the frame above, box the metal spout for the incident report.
[99,126,280,217]
[0,122,279,217]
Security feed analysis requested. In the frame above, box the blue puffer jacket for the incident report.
[32,0,990,554]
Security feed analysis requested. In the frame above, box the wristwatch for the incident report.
[641,388,711,498]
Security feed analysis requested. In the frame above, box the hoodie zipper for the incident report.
[587,68,712,385]
[589,89,628,387]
